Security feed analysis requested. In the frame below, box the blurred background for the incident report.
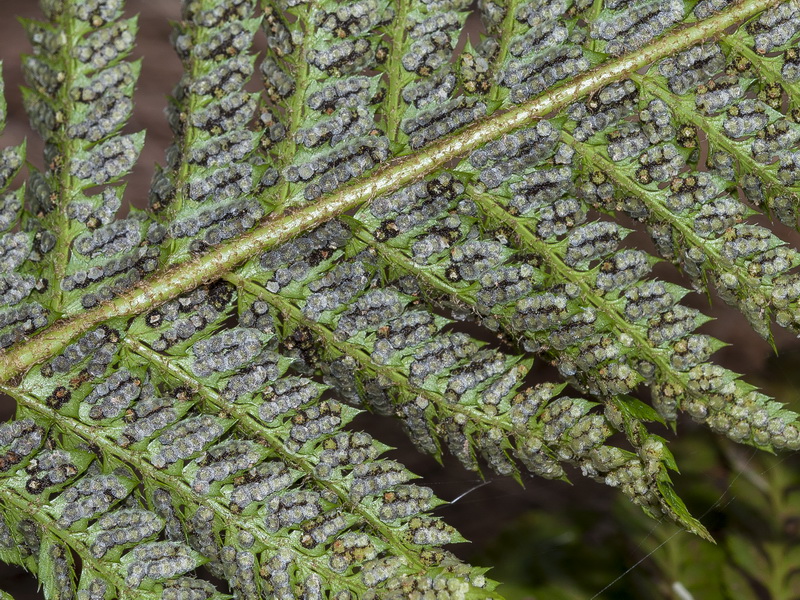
[1,2,800,599]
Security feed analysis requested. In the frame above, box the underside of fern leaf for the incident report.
[0,0,799,597]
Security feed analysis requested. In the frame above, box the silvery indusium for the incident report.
[0,0,798,597]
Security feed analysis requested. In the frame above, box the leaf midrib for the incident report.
[0,0,779,383]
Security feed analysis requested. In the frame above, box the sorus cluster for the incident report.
[719,224,774,262]
[693,0,731,18]
[783,47,800,81]
[79,579,108,600]
[410,215,464,263]
[67,92,132,142]
[723,99,769,139]
[119,384,179,447]
[635,144,684,184]
[378,485,434,522]
[220,353,281,402]
[264,489,322,532]
[460,38,496,95]
[221,546,260,599]
[90,508,164,558]
[446,350,506,397]
[0,232,30,274]
[751,119,800,163]
[146,282,233,351]
[171,198,264,248]
[564,221,623,267]
[370,174,464,240]
[191,91,256,136]
[71,0,124,24]
[313,0,389,37]
[695,75,744,115]
[48,543,73,600]
[666,171,720,213]
[307,76,373,112]
[591,0,684,56]
[58,474,128,528]
[262,549,295,599]
[639,99,676,144]
[0,301,48,349]
[263,4,294,58]
[259,219,351,292]
[404,516,455,546]
[623,280,675,321]
[693,196,747,238]
[475,264,536,310]
[779,151,800,185]
[534,196,588,239]
[316,431,379,476]
[568,80,639,142]
[161,577,218,600]
[185,163,252,205]
[67,187,121,229]
[72,244,161,309]
[151,414,224,468]
[260,56,295,100]
[173,20,254,62]
[229,460,295,510]
[448,239,506,281]
[186,505,219,574]
[240,300,275,335]
[82,368,142,421]
[70,134,140,185]
[296,106,375,149]
[24,449,78,495]
[73,218,141,258]
[658,43,725,95]
[309,38,373,75]
[409,332,477,385]
[42,325,119,379]
[73,21,134,71]
[595,250,650,291]
[71,62,133,103]
[22,56,63,98]
[372,311,439,365]
[329,531,378,572]
[402,68,456,108]
[401,96,487,149]
[606,123,651,163]
[511,291,570,334]
[508,19,569,58]
[350,460,410,500]
[300,509,348,548]
[191,327,266,377]
[469,120,560,188]
[126,541,196,588]
[545,308,599,352]
[288,400,343,448]
[149,488,183,542]
[190,439,262,494]
[646,304,700,347]
[684,370,800,449]
[502,46,589,104]
[0,418,44,473]
[335,289,404,339]
[258,376,320,422]
[302,261,371,321]
[508,166,573,215]
[182,0,254,28]
[747,2,800,54]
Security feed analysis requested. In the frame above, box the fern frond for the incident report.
[0,0,800,596]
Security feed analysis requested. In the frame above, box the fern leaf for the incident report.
[0,0,800,597]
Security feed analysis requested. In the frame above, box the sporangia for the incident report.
[0,0,799,597]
